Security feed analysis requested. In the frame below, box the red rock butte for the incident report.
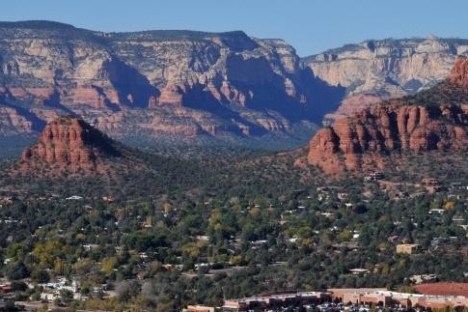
[307,57,468,174]
[18,115,123,175]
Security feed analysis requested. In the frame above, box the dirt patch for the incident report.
[415,283,468,297]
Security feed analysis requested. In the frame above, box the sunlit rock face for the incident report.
[19,116,125,174]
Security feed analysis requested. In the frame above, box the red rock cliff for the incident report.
[308,104,468,174]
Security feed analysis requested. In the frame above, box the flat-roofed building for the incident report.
[183,305,216,312]
[396,243,420,254]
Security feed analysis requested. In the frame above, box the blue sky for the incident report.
[1,0,468,56]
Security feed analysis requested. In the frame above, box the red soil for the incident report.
[415,283,468,297]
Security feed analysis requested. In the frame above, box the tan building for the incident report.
[329,288,468,309]
[396,244,420,254]
[330,288,390,306]
[222,292,329,311]
[183,305,215,312]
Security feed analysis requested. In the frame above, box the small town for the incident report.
[2,281,468,312]
[1,1,468,312]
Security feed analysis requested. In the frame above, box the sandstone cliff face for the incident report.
[304,37,468,122]
[307,58,468,174]
[18,115,124,174]
[0,21,319,146]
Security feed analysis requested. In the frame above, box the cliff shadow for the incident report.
[181,83,268,136]
[223,54,346,124]
[301,67,346,124]
[0,96,46,133]
[105,58,160,108]
[225,54,309,122]
[43,89,78,115]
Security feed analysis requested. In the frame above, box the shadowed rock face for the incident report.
[18,115,125,174]
[0,21,338,145]
[306,58,468,174]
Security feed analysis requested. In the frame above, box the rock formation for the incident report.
[449,57,468,87]
[18,115,132,175]
[304,37,468,122]
[307,57,468,174]
[3,22,468,151]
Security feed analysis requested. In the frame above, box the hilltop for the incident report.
[12,115,143,176]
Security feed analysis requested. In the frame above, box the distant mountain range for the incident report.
[0,21,327,153]
[0,21,467,155]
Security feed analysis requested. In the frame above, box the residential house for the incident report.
[396,244,420,254]
[183,305,215,312]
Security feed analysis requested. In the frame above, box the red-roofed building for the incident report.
[415,283,468,297]
[0,284,11,293]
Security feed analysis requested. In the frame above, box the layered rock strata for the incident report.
[0,21,321,144]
